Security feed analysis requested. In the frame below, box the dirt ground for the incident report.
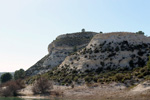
[19,81,150,100]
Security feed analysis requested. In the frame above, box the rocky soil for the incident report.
[19,81,150,100]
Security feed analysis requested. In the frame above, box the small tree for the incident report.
[32,77,53,94]
[14,69,25,80]
[100,31,103,34]
[0,73,12,83]
[136,31,144,35]
[82,28,85,33]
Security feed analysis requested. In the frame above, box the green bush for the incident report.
[82,28,85,33]
[100,31,103,34]
[74,76,78,82]
[136,31,144,35]
[137,73,144,78]
[114,73,124,82]
[84,76,92,83]
[14,69,25,80]
[0,73,12,83]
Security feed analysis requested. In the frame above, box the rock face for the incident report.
[26,32,97,76]
[58,32,150,72]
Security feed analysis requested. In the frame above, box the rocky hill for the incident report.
[26,32,97,76]
[58,32,150,72]
[25,31,150,85]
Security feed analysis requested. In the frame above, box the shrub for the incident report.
[84,76,92,83]
[114,73,124,82]
[137,73,144,78]
[74,76,78,82]
[82,28,85,33]
[100,31,103,34]
[129,60,134,68]
[0,80,25,96]
[145,76,150,80]
[14,69,26,80]
[0,73,12,83]
[139,68,146,73]
[32,77,53,94]
[94,48,99,53]
[115,46,119,52]
[97,78,102,83]
[136,31,144,35]
[96,67,103,74]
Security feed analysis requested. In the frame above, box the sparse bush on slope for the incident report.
[32,77,53,94]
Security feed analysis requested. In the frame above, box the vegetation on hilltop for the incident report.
[136,31,145,35]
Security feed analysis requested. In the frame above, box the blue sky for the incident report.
[0,0,150,72]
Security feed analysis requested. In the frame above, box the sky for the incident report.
[0,0,150,72]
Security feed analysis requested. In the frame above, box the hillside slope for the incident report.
[58,32,150,72]
[26,32,97,76]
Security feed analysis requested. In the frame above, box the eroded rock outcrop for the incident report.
[58,32,150,72]
[26,32,97,76]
